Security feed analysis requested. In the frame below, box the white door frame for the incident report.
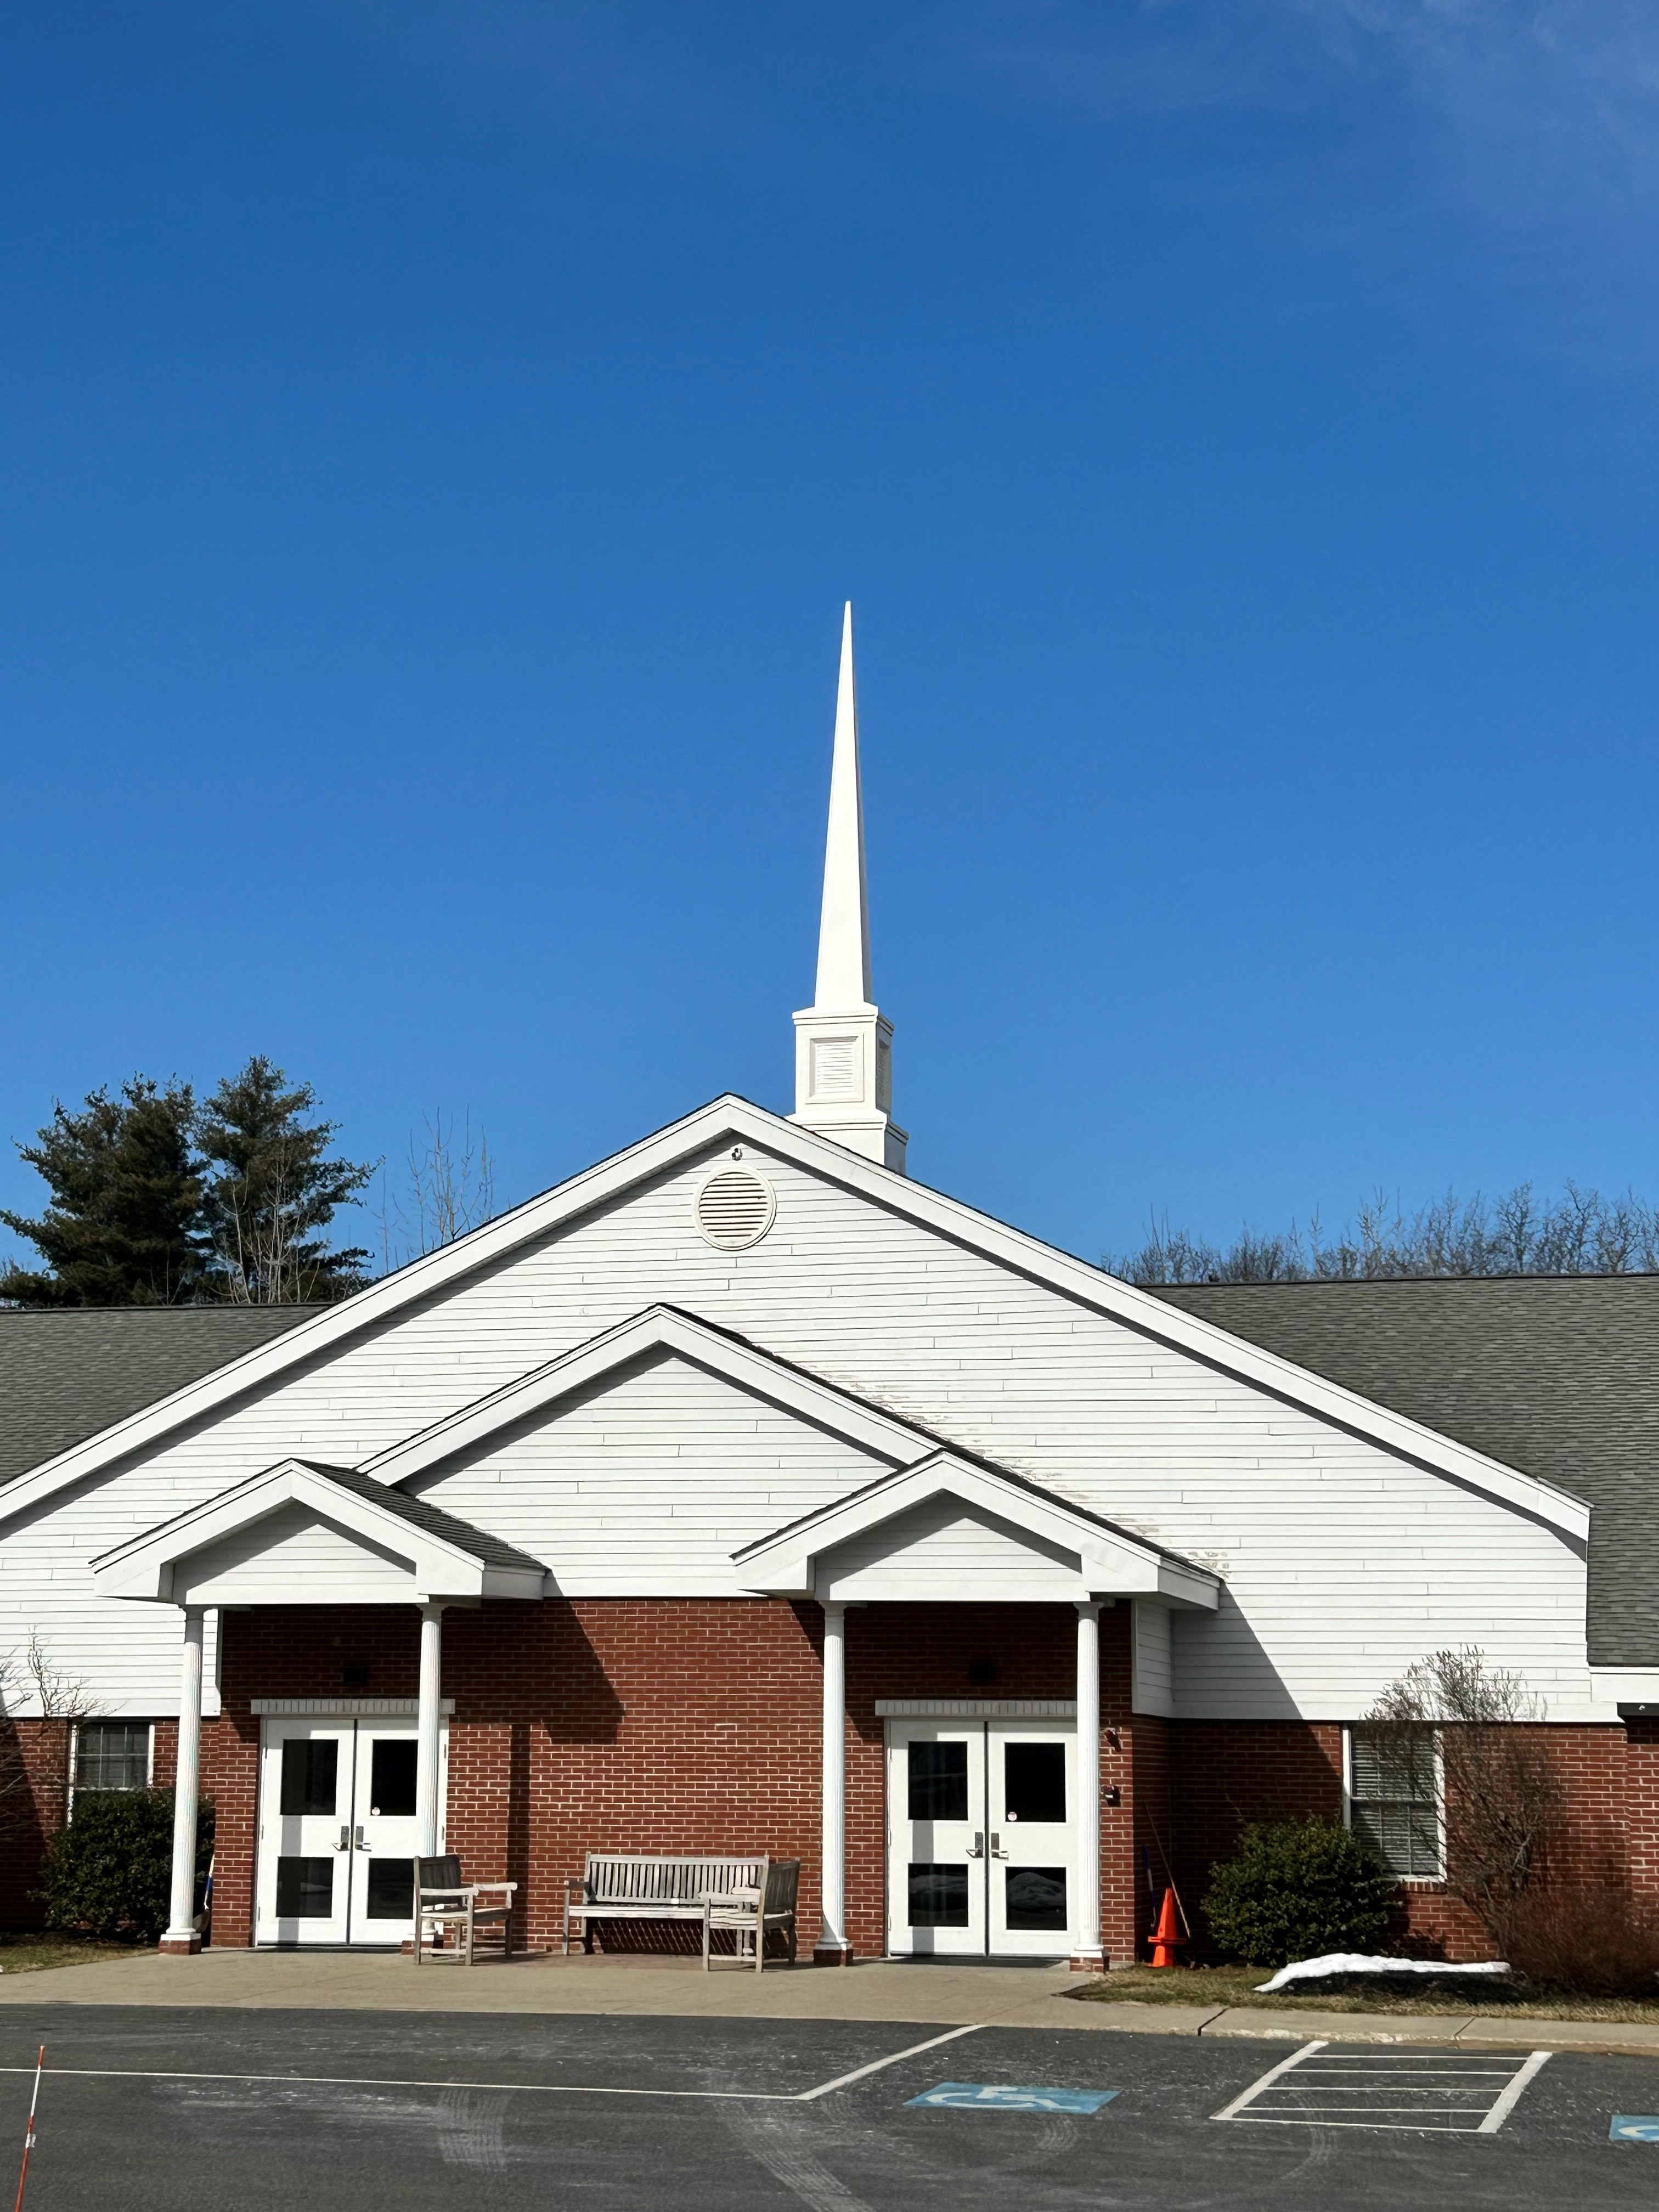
[885,1717,1076,1959]
[255,1714,448,1947]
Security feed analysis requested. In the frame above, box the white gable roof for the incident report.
[1,1096,1590,1541]
[733,1447,1221,1606]
[92,1458,548,1605]
[361,1304,947,1486]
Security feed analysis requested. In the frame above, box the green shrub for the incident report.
[1202,1818,1395,1967]
[38,1790,213,1945]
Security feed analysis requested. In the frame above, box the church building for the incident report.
[2,606,1658,1966]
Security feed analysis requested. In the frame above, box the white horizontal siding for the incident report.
[816,1496,1083,1601]
[409,1350,885,1592]
[1131,1601,1175,1718]
[0,1141,1600,1718]
[172,1504,417,1605]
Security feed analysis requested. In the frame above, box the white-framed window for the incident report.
[70,1720,154,1805]
[1345,1724,1443,1880]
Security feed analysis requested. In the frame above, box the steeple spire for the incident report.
[791,603,907,1172]
[814,602,872,1008]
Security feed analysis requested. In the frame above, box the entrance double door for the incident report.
[886,1719,1076,1957]
[256,1717,441,1946]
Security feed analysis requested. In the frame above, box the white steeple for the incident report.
[791,603,907,1172]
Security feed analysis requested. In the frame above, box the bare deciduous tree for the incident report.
[1113,1181,1659,1285]
[377,1109,497,1271]
[0,1632,103,1834]
[1367,1646,1563,1953]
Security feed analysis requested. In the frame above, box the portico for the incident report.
[91,1458,545,1951]
[735,1449,1219,1968]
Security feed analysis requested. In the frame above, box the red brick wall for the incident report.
[187,1601,1659,1966]
[210,1596,1138,1955]
[1167,1716,1641,1962]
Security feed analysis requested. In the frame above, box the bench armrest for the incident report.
[566,1876,591,1903]
[702,1888,761,1908]
[470,1882,516,1901]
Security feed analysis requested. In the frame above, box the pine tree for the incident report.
[195,1057,375,1304]
[0,1079,209,1306]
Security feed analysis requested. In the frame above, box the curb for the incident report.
[1053,1997,1659,2062]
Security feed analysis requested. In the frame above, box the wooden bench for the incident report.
[565,1854,794,1960]
[702,1859,801,1972]
[414,1854,517,1966]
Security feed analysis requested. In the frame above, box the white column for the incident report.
[817,1600,848,1959]
[161,1606,206,1953]
[1074,1601,1104,1968]
[415,1602,445,1859]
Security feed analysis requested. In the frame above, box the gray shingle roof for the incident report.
[1149,1274,1659,1668]
[0,1305,327,1488]
[294,1462,546,1576]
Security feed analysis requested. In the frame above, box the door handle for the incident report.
[991,1832,1009,1860]
[353,1825,368,1850]
[966,1831,984,1860]
[334,1825,349,1852]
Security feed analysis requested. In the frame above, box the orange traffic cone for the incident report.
[1149,1887,1184,1968]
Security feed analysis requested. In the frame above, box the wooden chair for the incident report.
[701,1858,800,1971]
[414,1854,517,1965]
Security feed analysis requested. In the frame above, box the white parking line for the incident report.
[1475,2049,1553,2134]
[1213,2042,1552,2134]
[0,2024,986,2108]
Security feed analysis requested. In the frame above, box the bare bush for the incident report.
[1367,1647,1564,1954]
[0,1633,102,1834]
[1506,1883,1659,1998]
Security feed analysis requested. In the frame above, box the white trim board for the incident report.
[249,1697,456,1717]
[873,1700,1077,1718]
[0,1094,1590,1542]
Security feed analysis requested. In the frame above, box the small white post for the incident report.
[415,1602,445,1859]
[1073,1601,1104,1971]
[816,1600,849,1962]
[161,1606,206,1954]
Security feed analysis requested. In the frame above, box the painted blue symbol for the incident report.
[1610,2117,1659,2142]
[907,2082,1119,2114]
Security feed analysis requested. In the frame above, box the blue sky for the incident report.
[3,2,1657,1270]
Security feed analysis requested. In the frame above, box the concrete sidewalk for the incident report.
[3,1947,1658,2057]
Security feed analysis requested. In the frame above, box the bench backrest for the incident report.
[584,1853,767,1903]
[763,1859,800,1914]
[419,1854,465,1893]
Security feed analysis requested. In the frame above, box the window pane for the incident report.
[279,1739,339,1817]
[1352,1731,1435,1805]
[1003,1743,1066,1825]
[275,1857,334,1918]
[368,1740,417,1819]
[1005,1865,1068,1932]
[75,1722,149,1792]
[907,1863,969,1927]
[1351,1727,1440,1877]
[907,1742,969,1822]
[1355,1803,1441,1878]
[365,1858,415,1920]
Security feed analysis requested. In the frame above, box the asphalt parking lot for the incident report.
[7,2006,1659,2210]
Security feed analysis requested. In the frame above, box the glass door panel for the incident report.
[345,1723,427,1945]
[987,1724,1075,1957]
[885,1722,987,1956]
[256,1719,354,1945]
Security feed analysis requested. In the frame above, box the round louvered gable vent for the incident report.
[695,1166,776,1251]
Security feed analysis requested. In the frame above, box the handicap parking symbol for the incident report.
[1610,2117,1659,2142]
[908,2083,1118,2114]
